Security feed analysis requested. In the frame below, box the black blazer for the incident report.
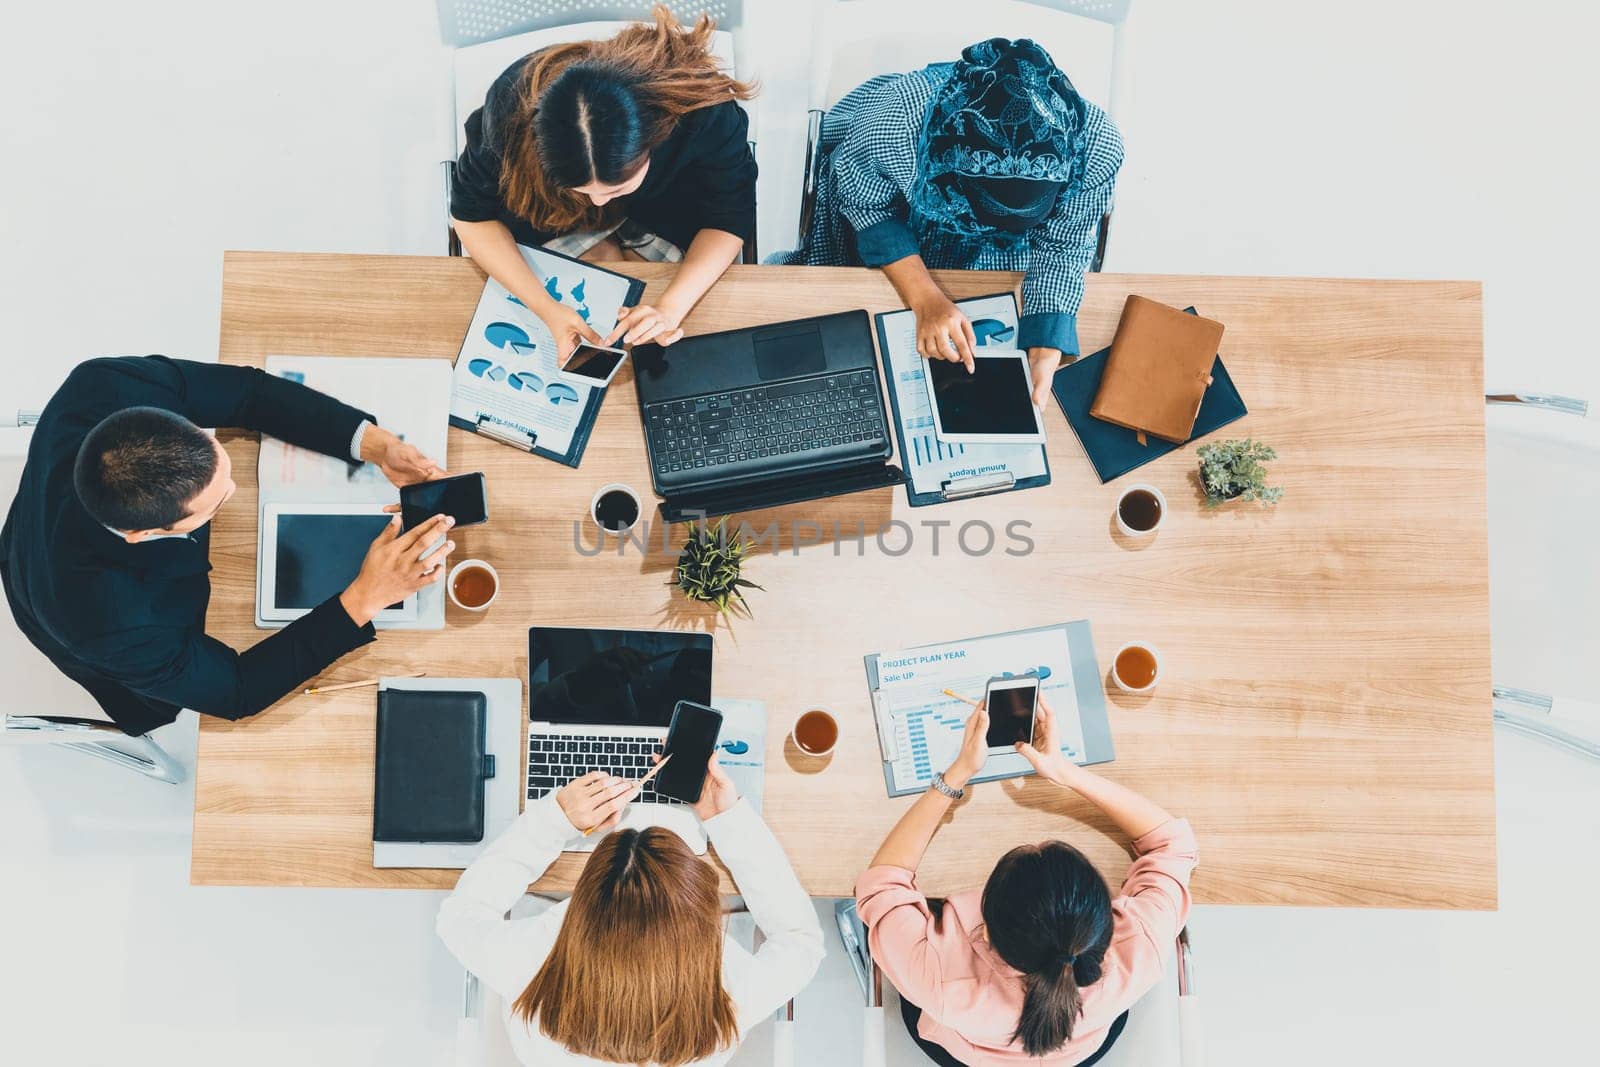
[0,356,379,736]
[450,54,757,251]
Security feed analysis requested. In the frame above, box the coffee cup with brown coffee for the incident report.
[1115,484,1167,538]
[791,707,840,758]
[448,559,499,612]
[1110,643,1162,694]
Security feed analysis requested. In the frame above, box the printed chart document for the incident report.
[865,622,1113,797]
[448,245,644,466]
[257,355,452,630]
[875,293,1049,500]
[711,698,768,816]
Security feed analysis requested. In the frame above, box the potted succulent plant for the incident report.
[670,517,763,615]
[1196,438,1283,508]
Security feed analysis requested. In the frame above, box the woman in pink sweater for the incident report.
[855,696,1198,1066]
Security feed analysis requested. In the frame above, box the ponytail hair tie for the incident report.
[1056,953,1077,971]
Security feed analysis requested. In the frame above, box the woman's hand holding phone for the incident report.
[1014,694,1081,787]
[649,752,739,821]
[943,700,990,790]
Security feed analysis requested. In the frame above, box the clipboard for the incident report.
[448,245,646,468]
[872,292,1052,506]
[863,620,1114,798]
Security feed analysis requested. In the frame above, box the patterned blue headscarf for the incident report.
[910,38,1089,254]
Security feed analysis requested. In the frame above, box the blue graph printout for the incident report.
[448,244,637,457]
[877,293,1049,496]
[875,626,1085,794]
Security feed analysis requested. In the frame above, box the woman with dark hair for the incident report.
[857,696,1196,1066]
[775,38,1123,406]
[450,6,757,359]
[437,758,822,1066]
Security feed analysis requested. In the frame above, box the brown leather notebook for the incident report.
[1089,295,1226,445]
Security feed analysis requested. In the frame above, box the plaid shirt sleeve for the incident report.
[1018,108,1125,356]
[832,76,930,265]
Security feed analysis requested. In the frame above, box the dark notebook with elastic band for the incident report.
[373,688,495,843]
[1052,307,1248,483]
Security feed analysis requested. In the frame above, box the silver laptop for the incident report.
[526,627,713,853]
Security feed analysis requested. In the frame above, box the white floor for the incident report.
[3,1,1599,1064]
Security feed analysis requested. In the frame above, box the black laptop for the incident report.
[632,309,904,521]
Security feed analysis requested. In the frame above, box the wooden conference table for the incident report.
[191,252,1493,909]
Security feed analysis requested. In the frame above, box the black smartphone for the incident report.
[399,472,489,532]
[559,342,629,387]
[655,700,724,803]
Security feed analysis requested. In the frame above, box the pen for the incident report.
[583,755,671,837]
[942,688,980,707]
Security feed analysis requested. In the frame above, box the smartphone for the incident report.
[983,674,1040,754]
[559,342,629,387]
[655,700,724,803]
[399,472,489,532]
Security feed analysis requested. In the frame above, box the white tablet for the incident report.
[923,348,1046,444]
[258,502,418,626]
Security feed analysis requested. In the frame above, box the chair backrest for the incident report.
[437,0,744,47]
[812,0,1125,112]
[451,24,737,156]
[1485,401,1600,709]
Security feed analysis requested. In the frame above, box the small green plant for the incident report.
[671,518,763,615]
[1196,438,1283,508]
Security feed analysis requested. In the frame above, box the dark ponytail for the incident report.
[981,842,1114,1056]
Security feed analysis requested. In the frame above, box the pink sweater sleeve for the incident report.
[1118,818,1200,950]
[855,865,946,1014]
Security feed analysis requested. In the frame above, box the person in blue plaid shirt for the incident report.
[773,38,1123,405]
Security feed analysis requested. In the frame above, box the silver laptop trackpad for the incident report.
[562,803,708,856]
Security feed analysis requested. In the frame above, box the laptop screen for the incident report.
[527,627,713,729]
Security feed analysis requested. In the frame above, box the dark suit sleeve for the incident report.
[91,595,376,720]
[66,356,373,462]
[686,102,758,243]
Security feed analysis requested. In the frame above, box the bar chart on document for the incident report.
[876,627,1085,794]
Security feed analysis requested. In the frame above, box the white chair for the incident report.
[797,0,1132,265]
[835,900,1202,1067]
[1485,389,1600,762]
[452,897,797,1066]
[0,421,186,786]
[435,1,754,261]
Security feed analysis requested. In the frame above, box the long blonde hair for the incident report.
[499,4,756,233]
[513,826,737,1065]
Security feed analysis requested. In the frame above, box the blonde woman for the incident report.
[437,759,822,1065]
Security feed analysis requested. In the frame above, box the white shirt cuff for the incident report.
[349,420,372,462]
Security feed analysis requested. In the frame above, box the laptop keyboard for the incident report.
[645,371,885,477]
[526,732,681,805]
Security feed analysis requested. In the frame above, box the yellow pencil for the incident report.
[304,670,425,695]
[942,687,980,707]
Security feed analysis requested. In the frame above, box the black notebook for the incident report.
[1052,307,1248,483]
[373,688,495,843]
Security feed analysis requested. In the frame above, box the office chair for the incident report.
[834,900,1203,1067]
[0,427,187,786]
[796,0,1132,268]
[1485,389,1600,763]
[434,1,757,263]
[452,897,798,1066]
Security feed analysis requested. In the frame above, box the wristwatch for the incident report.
[930,771,965,800]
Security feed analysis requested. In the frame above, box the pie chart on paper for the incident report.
[484,321,530,350]
[546,382,580,407]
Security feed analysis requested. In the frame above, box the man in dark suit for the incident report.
[0,355,458,736]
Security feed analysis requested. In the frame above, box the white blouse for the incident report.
[436,794,824,1066]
